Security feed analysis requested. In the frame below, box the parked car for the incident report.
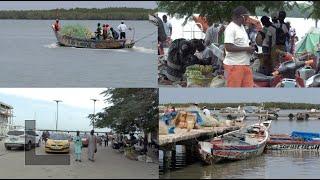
[45,133,70,153]
[4,129,38,151]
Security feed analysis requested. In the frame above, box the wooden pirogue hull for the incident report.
[53,29,135,49]
[267,134,320,150]
[211,140,267,162]
[199,124,268,164]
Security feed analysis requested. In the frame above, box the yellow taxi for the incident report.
[45,133,70,153]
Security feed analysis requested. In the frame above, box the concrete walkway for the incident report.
[0,141,158,179]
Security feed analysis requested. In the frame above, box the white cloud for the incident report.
[0,88,110,110]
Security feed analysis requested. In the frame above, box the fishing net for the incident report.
[60,24,94,39]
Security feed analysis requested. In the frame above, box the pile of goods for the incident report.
[172,111,198,131]
[60,24,94,39]
[185,65,214,87]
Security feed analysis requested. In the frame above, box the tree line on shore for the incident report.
[160,102,320,110]
[0,7,156,20]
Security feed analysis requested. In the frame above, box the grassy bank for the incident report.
[0,7,156,20]
[160,102,320,110]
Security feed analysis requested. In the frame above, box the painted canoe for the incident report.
[267,133,320,150]
[199,123,269,164]
[52,26,135,49]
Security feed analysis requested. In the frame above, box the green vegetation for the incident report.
[88,88,158,153]
[157,1,320,24]
[0,7,156,20]
[60,24,94,39]
[160,102,320,110]
[88,88,158,134]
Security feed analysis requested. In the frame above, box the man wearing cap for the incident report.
[117,21,128,39]
[223,6,256,87]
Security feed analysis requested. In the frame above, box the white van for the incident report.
[4,129,38,151]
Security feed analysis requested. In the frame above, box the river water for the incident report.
[160,109,320,179]
[0,20,157,87]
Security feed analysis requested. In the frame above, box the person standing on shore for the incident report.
[88,130,97,162]
[223,6,255,87]
[73,131,82,162]
[117,21,127,39]
[104,132,109,147]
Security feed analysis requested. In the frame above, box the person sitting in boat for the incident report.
[110,27,119,40]
[95,23,103,40]
[106,24,114,39]
[117,21,128,39]
[53,19,61,32]
[102,24,108,40]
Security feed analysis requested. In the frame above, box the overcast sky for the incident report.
[0,88,110,131]
[0,1,157,10]
[159,88,320,104]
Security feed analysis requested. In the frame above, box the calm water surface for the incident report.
[0,20,157,87]
[160,110,320,179]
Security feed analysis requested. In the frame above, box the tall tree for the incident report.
[157,1,295,24]
[91,88,158,153]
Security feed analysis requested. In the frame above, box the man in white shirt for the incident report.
[117,21,128,39]
[162,15,172,40]
[223,6,256,87]
[202,106,211,116]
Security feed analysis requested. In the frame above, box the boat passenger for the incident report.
[117,21,128,39]
[110,27,119,40]
[102,24,107,40]
[95,23,102,40]
[106,25,114,39]
[53,19,60,32]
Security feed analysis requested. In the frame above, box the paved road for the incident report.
[0,141,158,179]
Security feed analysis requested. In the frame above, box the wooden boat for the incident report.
[198,123,268,164]
[52,26,135,49]
[260,120,272,131]
[267,132,320,150]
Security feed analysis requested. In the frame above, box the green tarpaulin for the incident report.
[295,27,320,55]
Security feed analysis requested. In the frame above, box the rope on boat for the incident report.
[133,30,157,43]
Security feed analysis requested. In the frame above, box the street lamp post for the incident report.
[54,100,62,132]
[91,99,99,130]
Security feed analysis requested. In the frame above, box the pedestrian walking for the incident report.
[104,133,109,147]
[88,130,97,162]
[73,131,83,162]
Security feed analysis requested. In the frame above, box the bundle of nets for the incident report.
[60,24,94,39]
